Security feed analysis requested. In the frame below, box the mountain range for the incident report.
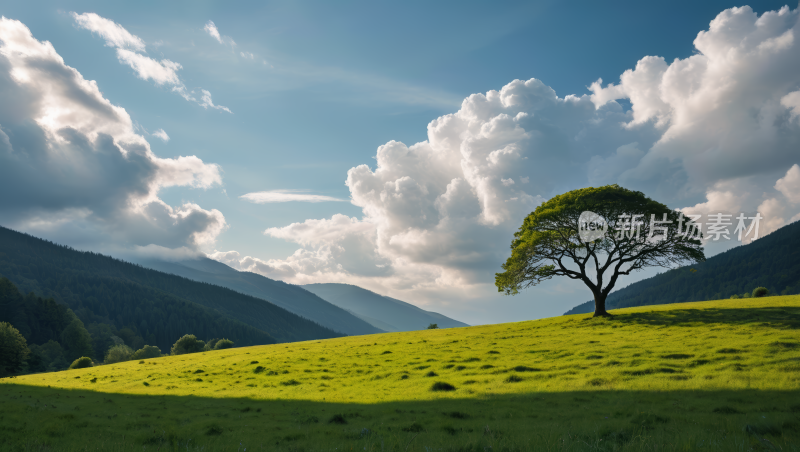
[136,258,382,336]
[302,283,470,332]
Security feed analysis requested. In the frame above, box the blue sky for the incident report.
[1,1,799,325]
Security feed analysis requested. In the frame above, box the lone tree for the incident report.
[496,185,705,317]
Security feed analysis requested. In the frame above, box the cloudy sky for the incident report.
[1,1,799,325]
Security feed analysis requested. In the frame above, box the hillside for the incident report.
[565,220,800,315]
[0,226,341,350]
[2,296,798,450]
[302,283,469,331]
[137,257,382,336]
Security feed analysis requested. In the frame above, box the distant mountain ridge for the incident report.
[0,225,340,351]
[301,283,469,332]
[137,258,383,336]
[565,220,800,315]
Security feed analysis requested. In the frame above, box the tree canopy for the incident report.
[0,321,29,377]
[496,185,706,316]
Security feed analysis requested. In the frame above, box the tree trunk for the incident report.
[592,292,613,317]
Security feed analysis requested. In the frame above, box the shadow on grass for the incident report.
[606,306,800,329]
[1,382,799,451]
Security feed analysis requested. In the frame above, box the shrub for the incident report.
[130,345,162,360]
[104,344,133,364]
[0,322,29,377]
[69,356,93,369]
[752,287,769,297]
[425,371,438,377]
[742,292,752,298]
[427,323,439,329]
[170,334,205,355]
[214,339,234,350]
[431,381,456,391]
[328,414,347,424]
[730,294,740,299]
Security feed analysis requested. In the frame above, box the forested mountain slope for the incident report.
[301,283,469,332]
[565,220,800,315]
[138,258,382,336]
[0,226,341,349]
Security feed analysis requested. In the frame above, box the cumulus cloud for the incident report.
[152,128,169,142]
[214,5,800,310]
[72,12,230,112]
[241,190,347,203]
[0,17,226,251]
[775,164,800,203]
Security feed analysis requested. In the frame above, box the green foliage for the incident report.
[68,356,93,369]
[753,287,769,297]
[130,345,161,360]
[497,185,704,316]
[203,338,219,351]
[104,344,134,364]
[0,321,29,377]
[213,338,233,350]
[61,319,94,362]
[170,334,205,356]
[427,323,439,329]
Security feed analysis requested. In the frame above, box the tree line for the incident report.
[0,277,238,376]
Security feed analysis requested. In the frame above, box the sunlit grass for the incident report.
[2,296,799,450]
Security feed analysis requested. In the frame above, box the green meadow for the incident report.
[2,297,799,451]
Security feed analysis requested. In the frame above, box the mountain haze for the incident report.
[301,283,469,332]
[137,258,383,336]
[565,220,800,315]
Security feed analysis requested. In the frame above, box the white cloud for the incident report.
[116,49,182,85]
[71,12,230,111]
[775,163,800,203]
[213,5,800,313]
[241,190,347,203]
[240,51,255,59]
[152,128,169,142]
[204,20,222,43]
[199,89,231,113]
[0,17,226,251]
[204,20,235,47]
[71,12,145,52]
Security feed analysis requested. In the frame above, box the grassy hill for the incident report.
[566,220,800,315]
[2,296,799,450]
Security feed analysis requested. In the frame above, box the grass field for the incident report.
[2,297,799,451]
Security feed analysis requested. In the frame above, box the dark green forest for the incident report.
[0,226,341,369]
[565,220,800,315]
